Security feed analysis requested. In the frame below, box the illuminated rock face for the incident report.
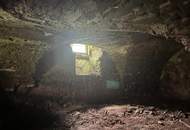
[0,0,189,100]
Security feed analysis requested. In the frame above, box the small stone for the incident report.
[158,121,164,125]
[74,111,81,117]
[148,106,155,111]
[149,111,156,115]
[134,108,144,114]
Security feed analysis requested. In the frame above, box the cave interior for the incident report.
[0,0,190,130]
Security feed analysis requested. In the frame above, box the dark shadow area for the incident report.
[0,91,61,130]
[123,38,183,98]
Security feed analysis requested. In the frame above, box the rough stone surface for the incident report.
[161,49,190,100]
[0,0,189,46]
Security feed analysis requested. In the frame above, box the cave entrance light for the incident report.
[70,44,102,76]
[71,44,87,54]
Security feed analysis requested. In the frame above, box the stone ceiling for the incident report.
[0,0,189,47]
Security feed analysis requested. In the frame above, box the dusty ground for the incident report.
[1,86,190,130]
[65,105,190,130]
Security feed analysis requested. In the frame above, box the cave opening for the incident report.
[71,43,102,76]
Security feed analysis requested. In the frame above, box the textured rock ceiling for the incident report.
[0,0,189,46]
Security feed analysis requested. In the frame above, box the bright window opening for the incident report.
[71,44,87,54]
[70,44,102,76]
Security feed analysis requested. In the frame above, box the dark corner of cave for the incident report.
[0,0,190,130]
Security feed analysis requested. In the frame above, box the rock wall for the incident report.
[161,49,190,100]
[0,37,48,85]
[105,36,182,98]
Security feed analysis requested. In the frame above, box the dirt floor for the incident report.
[1,86,190,130]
